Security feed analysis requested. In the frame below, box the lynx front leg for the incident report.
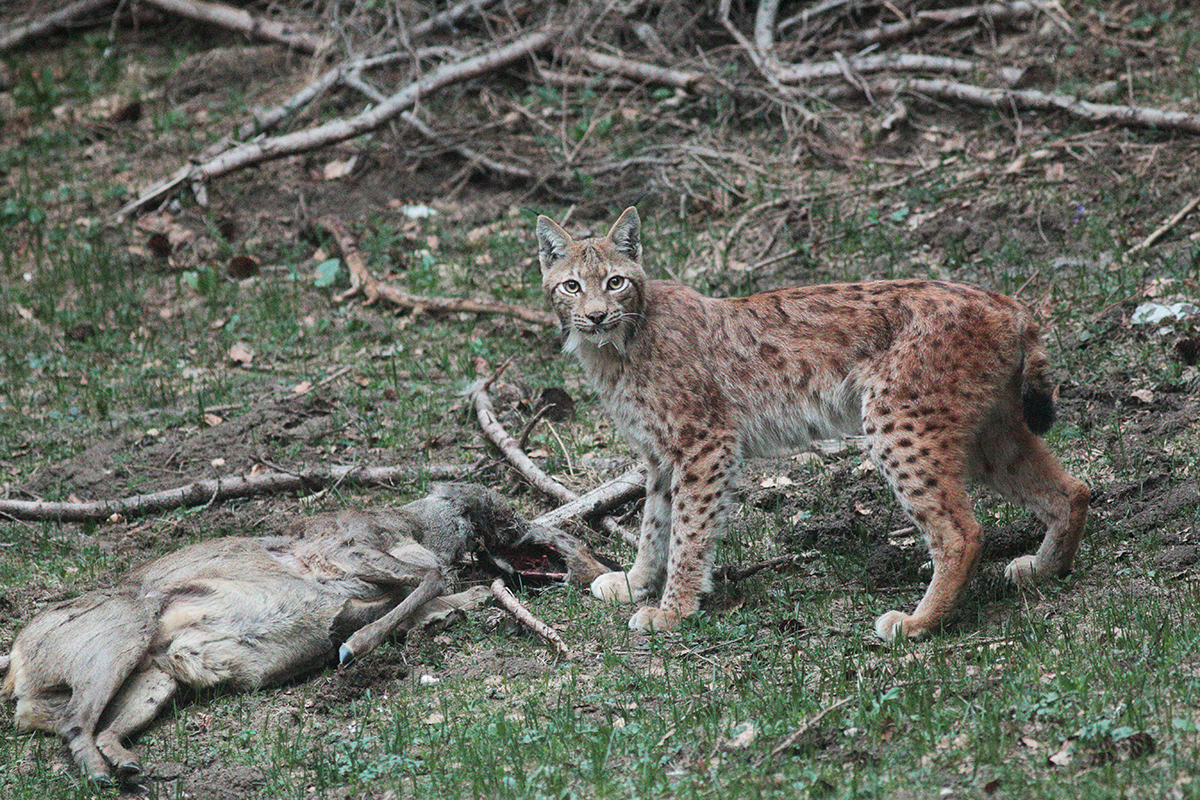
[592,460,671,604]
[628,445,732,632]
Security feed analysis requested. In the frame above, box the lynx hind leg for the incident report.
[864,412,984,642]
[976,425,1090,585]
[591,464,671,605]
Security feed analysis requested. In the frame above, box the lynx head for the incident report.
[535,207,646,355]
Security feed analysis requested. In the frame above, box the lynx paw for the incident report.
[629,605,681,632]
[874,611,936,642]
[591,571,637,603]
[1004,555,1039,585]
[874,611,910,642]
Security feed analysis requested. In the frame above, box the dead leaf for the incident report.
[1130,389,1155,405]
[1019,736,1043,749]
[227,342,254,366]
[760,475,794,489]
[147,232,172,259]
[210,457,226,467]
[1047,740,1073,767]
[1044,162,1066,182]
[322,155,358,180]
[203,413,223,427]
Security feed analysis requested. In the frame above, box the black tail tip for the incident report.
[1022,386,1056,435]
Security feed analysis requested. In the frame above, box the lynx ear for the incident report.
[536,215,573,273]
[607,207,641,262]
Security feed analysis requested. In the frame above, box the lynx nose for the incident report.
[586,311,606,325]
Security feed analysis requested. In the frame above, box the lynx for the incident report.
[1,484,609,785]
[536,207,1089,638]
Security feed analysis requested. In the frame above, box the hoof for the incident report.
[88,771,116,787]
[338,644,355,666]
[591,571,635,603]
[116,760,143,778]
[629,606,680,632]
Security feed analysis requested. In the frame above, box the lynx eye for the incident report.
[562,279,582,294]
[606,276,627,292]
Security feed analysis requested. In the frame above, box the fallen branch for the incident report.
[532,466,647,530]
[1130,194,1200,253]
[116,28,552,219]
[564,49,715,95]
[142,0,330,54]
[471,371,575,506]
[776,53,1024,87]
[339,71,537,179]
[844,76,1200,136]
[316,216,554,326]
[839,1,1041,48]
[0,0,114,52]
[470,372,637,545]
[490,577,573,658]
[754,0,782,54]
[0,464,474,524]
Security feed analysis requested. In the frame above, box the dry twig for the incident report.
[776,52,1024,87]
[845,76,1200,136]
[0,0,114,52]
[839,1,1041,48]
[491,578,573,658]
[142,0,330,53]
[565,49,714,95]
[316,216,553,325]
[1130,194,1200,253]
[532,466,647,530]
[116,29,553,219]
[767,697,854,760]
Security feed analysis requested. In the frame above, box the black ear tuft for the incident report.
[536,215,572,273]
[607,207,641,262]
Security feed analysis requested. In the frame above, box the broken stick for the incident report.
[491,577,573,658]
[317,216,554,326]
[142,0,330,54]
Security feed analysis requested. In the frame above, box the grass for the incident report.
[3,7,1200,800]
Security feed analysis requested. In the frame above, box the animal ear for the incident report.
[607,207,641,262]
[536,215,573,273]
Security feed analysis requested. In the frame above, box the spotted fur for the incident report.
[536,207,1089,639]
